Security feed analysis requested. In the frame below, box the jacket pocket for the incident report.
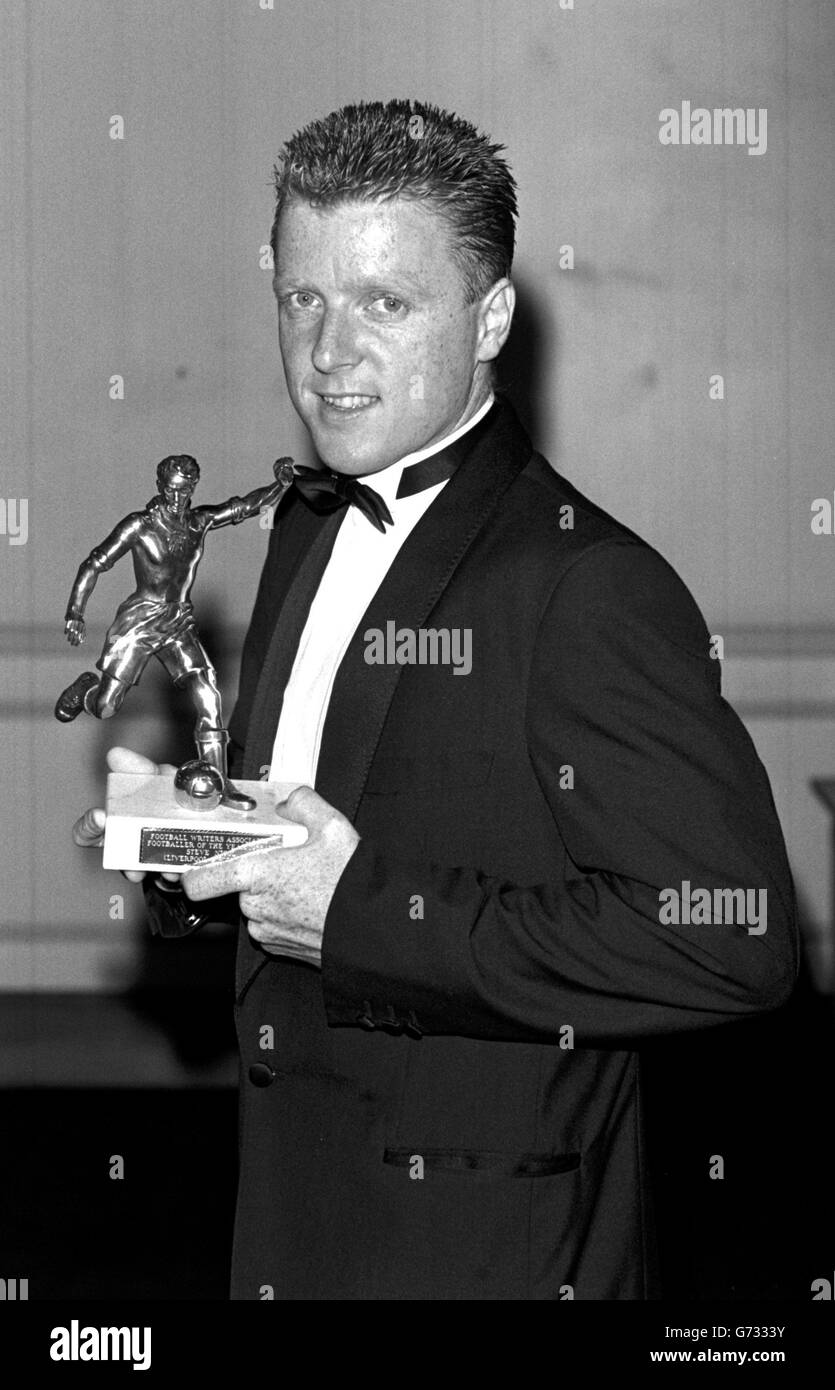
[382,1147,580,1178]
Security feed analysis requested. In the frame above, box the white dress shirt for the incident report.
[269,394,494,786]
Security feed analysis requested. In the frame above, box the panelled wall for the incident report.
[2,0,834,992]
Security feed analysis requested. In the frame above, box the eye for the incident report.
[369,294,406,317]
[281,290,320,312]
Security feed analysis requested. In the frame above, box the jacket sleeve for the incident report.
[320,540,798,1044]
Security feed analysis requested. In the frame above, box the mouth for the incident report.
[316,392,379,418]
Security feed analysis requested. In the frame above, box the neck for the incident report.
[453,379,492,434]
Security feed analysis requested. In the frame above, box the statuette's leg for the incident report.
[88,674,130,719]
[195,724,256,812]
[186,669,256,811]
[56,671,132,723]
[54,671,100,722]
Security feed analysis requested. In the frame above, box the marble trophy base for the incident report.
[103,772,307,872]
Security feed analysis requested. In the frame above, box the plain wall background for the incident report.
[2,0,834,997]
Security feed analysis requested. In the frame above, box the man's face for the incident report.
[161,478,194,518]
[274,197,495,475]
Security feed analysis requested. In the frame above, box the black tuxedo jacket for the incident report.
[174,396,798,1299]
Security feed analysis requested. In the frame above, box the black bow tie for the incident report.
[292,436,471,533]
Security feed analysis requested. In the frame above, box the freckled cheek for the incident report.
[279,327,316,389]
[278,321,298,362]
[413,326,468,400]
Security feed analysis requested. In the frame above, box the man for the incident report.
[58,454,292,808]
[75,99,797,1299]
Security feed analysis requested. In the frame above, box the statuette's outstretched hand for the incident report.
[65,617,85,646]
[273,456,296,486]
[256,456,296,512]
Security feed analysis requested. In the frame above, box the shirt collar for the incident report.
[360,393,495,509]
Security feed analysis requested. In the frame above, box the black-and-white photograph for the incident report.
[1,0,832,1363]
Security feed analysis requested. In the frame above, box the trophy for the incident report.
[56,453,307,871]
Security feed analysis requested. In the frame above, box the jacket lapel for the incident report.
[314,396,533,819]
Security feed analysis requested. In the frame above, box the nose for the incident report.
[311,306,361,375]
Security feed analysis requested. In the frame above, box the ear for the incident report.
[475,278,515,364]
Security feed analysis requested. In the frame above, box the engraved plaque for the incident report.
[103,772,307,872]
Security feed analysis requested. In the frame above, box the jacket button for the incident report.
[356,999,377,1030]
[248,1063,276,1087]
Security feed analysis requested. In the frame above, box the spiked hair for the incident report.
[269,100,517,303]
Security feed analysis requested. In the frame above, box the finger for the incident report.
[105,747,177,778]
[240,891,286,924]
[247,929,316,963]
[119,868,180,887]
[106,746,160,776]
[239,893,263,923]
[182,854,257,901]
[106,748,176,779]
[72,807,106,847]
[124,865,181,886]
[182,831,288,898]
[245,917,298,946]
[274,784,333,834]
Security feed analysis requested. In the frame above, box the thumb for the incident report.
[107,745,165,776]
[72,806,106,847]
[275,784,337,834]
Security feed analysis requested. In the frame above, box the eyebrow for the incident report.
[273,271,427,297]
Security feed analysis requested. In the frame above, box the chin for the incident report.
[307,429,394,476]
[319,448,387,476]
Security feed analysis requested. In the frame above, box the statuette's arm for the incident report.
[64,515,144,645]
[201,458,295,530]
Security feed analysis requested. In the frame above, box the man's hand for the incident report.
[181,786,360,968]
[65,616,85,645]
[72,746,179,885]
